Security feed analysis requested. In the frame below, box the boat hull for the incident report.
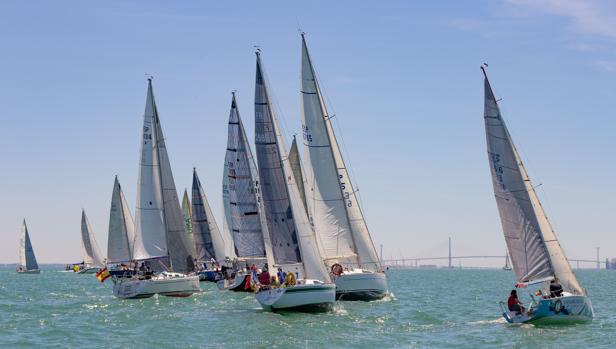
[255,282,335,313]
[112,274,200,299]
[77,267,100,274]
[197,270,221,282]
[503,295,594,324]
[334,270,388,301]
[16,269,40,274]
[217,274,251,292]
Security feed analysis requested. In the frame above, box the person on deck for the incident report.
[277,267,286,285]
[258,268,271,286]
[508,290,525,315]
[550,278,563,298]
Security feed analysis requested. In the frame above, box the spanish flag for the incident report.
[96,267,111,282]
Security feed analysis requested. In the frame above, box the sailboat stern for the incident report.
[255,280,335,312]
[334,269,388,301]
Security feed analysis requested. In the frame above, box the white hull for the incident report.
[77,267,100,274]
[112,273,200,299]
[255,280,335,312]
[334,270,388,301]
[503,295,594,324]
[16,269,40,274]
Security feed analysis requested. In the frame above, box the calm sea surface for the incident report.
[1,267,614,348]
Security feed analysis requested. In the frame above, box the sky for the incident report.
[0,0,614,266]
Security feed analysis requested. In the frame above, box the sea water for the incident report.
[1,266,614,348]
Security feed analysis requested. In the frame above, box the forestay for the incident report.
[19,220,39,270]
[254,51,329,281]
[300,34,381,271]
[192,169,226,262]
[482,67,583,294]
[132,80,193,273]
[224,93,266,259]
[81,210,105,267]
[107,177,135,263]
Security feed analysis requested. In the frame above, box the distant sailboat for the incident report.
[112,79,199,299]
[482,65,593,324]
[106,176,136,277]
[253,50,335,312]
[79,210,105,273]
[17,219,40,274]
[218,92,268,291]
[502,251,512,271]
[191,168,227,281]
[299,33,387,300]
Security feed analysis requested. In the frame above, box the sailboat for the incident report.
[112,79,199,299]
[78,210,105,274]
[482,65,593,324]
[253,50,335,312]
[17,219,40,274]
[218,92,268,292]
[502,251,512,271]
[192,168,227,282]
[106,176,136,277]
[299,33,387,301]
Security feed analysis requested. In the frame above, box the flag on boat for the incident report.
[96,267,111,282]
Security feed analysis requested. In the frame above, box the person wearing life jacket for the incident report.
[285,272,297,286]
[277,267,286,285]
[258,267,271,286]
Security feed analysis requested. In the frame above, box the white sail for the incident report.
[81,210,105,267]
[254,51,329,281]
[191,169,227,261]
[300,34,381,271]
[132,79,193,272]
[181,189,196,258]
[19,219,38,270]
[223,93,266,259]
[107,176,135,263]
[482,67,583,294]
[288,136,308,214]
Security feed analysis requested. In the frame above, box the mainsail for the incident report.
[132,79,193,273]
[81,210,105,267]
[19,220,39,270]
[181,189,196,258]
[191,168,226,261]
[223,93,267,259]
[254,50,329,281]
[107,176,135,263]
[482,66,583,294]
[300,34,381,271]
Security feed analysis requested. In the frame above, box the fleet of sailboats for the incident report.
[17,220,40,274]
[482,65,594,324]
[12,34,596,325]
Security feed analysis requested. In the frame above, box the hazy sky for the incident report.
[1,1,614,266]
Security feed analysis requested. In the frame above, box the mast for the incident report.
[300,33,381,271]
[482,65,582,294]
[254,50,329,281]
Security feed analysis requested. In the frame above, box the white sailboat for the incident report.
[112,79,199,299]
[192,168,227,281]
[218,92,268,292]
[17,219,40,274]
[106,176,136,277]
[79,210,105,274]
[299,33,387,300]
[482,65,593,324]
[253,50,335,312]
[502,251,512,271]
